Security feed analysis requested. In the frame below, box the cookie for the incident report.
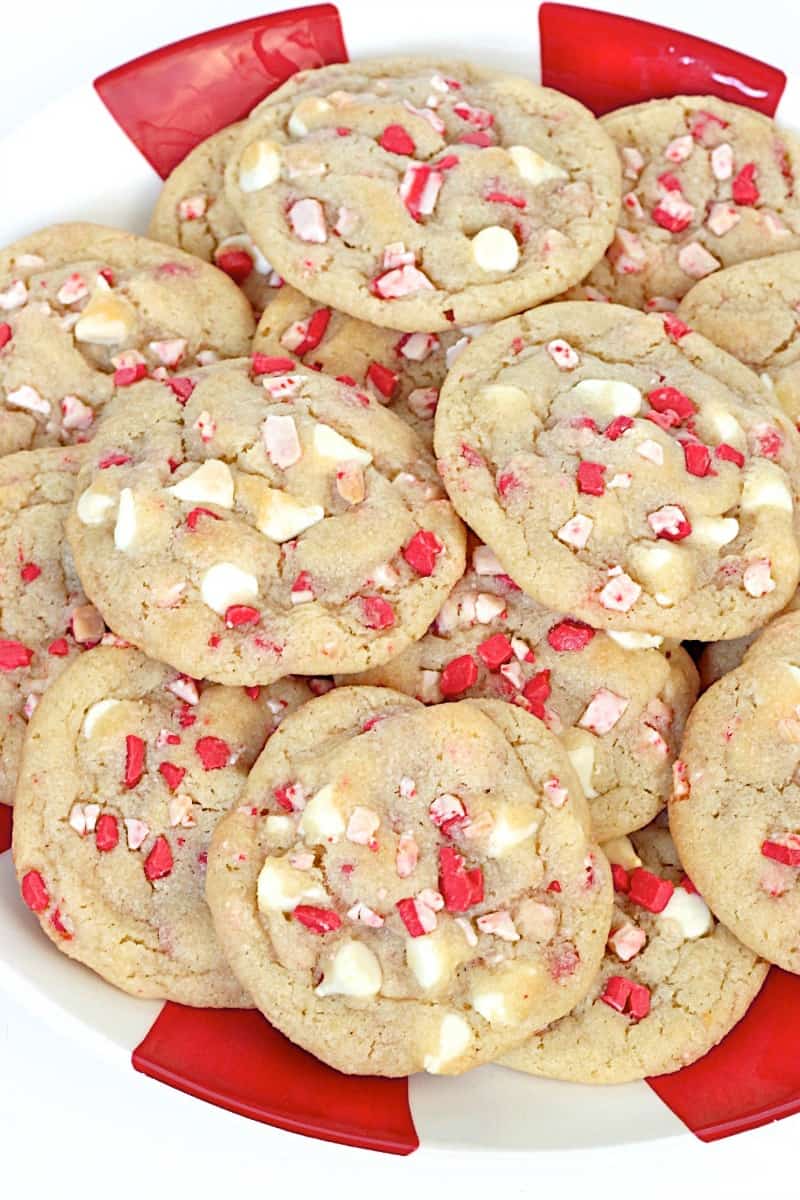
[346,542,698,841]
[698,590,800,688]
[571,96,800,309]
[0,446,109,806]
[670,610,800,973]
[0,222,255,458]
[148,123,280,316]
[502,821,768,1083]
[224,57,621,331]
[12,646,314,1003]
[66,356,466,685]
[434,301,800,641]
[252,284,467,447]
[206,686,612,1075]
[679,252,800,426]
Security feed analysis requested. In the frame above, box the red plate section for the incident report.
[132,1004,419,1155]
[539,4,786,116]
[94,6,348,179]
[0,804,11,854]
[647,968,800,1140]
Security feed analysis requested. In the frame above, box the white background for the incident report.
[3,1,800,1196]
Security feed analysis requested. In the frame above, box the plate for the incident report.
[2,0,800,1158]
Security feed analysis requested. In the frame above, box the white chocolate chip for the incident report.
[298,784,345,844]
[740,461,793,513]
[486,806,540,857]
[315,939,382,998]
[606,630,663,650]
[113,487,137,551]
[168,460,235,508]
[688,516,740,548]
[74,287,137,345]
[288,96,333,137]
[508,144,567,184]
[557,514,593,550]
[255,488,325,542]
[312,423,372,466]
[256,858,328,913]
[7,385,50,416]
[406,932,452,991]
[562,727,598,798]
[76,484,117,526]
[264,815,295,840]
[239,139,282,191]
[471,226,520,273]
[601,835,642,870]
[479,384,529,407]
[82,698,120,738]
[659,887,714,939]
[199,562,259,615]
[423,1013,472,1073]
[566,378,642,420]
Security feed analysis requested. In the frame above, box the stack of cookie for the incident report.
[4,57,800,1084]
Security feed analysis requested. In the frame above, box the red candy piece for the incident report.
[629,982,652,1020]
[186,506,221,531]
[366,361,399,399]
[114,363,148,387]
[656,172,682,192]
[663,313,691,341]
[396,898,427,938]
[20,562,41,583]
[402,530,442,576]
[144,835,173,882]
[293,906,342,934]
[50,908,73,940]
[294,308,331,356]
[647,386,695,421]
[547,619,596,652]
[159,762,187,792]
[762,839,800,867]
[252,353,297,376]
[95,813,119,853]
[216,249,254,283]
[225,605,260,628]
[245,686,261,701]
[477,633,513,670]
[47,638,69,657]
[166,376,196,404]
[612,864,630,893]
[124,735,146,789]
[379,124,415,155]
[605,415,633,441]
[628,867,675,913]
[21,869,49,912]
[522,669,551,718]
[360,595,395,630]
[459,131,493,147]
[652,204,692,233]
[682,441,713,477]
[716,443,745,468]
[0,322,12,350]
[600,975,632,1013]
[439,654,479,697]
[0,639,34,671]
[438,846,484,913]
[732,163,760,205]
[577,461,606,496]
[485,191,527,209]
[196,736,230,770]
[98,451,132,469]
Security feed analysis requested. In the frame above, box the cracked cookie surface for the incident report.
[502,820,767,1082]
[434,301,800,641]
[206,686,612,1076]
[224,57,621,331]
[670,611,800,973]
[12,646,313,1004]
[0,222,255,456]
[66,356,465,685]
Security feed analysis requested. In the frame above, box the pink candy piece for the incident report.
[579,688,629,735]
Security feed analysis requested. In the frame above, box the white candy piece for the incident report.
[200,563,259,615]
[76,484,117,526]
[288,198,328,244]
[256,489,325,542]
[406,933,451,990]
[7,385,50,416]
[471,226,520,273]
[113,488,137,551]
[688,516,739,548]
[567,378,642,420]
[423,1013,472,1073]
[239,139,281,191]
[557,514,593,550]
[263,414,302,469]
[740,461,793,513]
[312,423,372,465]
[82,698,120,738]
[256,858,329,913]
[659,887,714,939]
[487,807,540,857]
[298,784,345,844]
[606,630,663,650]
[315,940,382,999]
[508,144,567,185]
[168,460,235,509]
